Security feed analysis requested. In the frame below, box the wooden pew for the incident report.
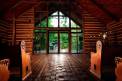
[115,57,122,81]
[90,40,122,81]
[90,40,102,78]
[0,59,9,81]
[0,40,31,81]
[0,41,31,81]
[0,41,22,81]
[21,40,32,80]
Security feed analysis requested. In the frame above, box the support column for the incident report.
[12,14,16,45]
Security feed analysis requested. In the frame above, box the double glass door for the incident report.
[49,31,69,54]
[34,30,83,54]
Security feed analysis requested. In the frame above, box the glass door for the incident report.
[49,32,58,53]
[34,30,47,54]
[48,31,69,54]
[71,33,83,53]
[60,32,69,53]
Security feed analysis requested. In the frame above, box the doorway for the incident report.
[49,31,69,54]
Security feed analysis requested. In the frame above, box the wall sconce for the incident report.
[103,32,107,39]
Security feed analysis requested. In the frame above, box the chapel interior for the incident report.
[0,0,122,81]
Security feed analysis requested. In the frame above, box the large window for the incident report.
[34,11,83,54]
[35,11,80,28]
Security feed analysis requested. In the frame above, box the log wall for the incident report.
[0,20,10,43]
[107,18,122,46]
[15,8,34,53]
[82,11,106,53]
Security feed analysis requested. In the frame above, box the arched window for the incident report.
[34,11,83,54]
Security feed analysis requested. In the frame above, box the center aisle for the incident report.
[25,54,102,81]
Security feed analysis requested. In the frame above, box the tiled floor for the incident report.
[25,54,102,81]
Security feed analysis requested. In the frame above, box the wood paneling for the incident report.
[15,8,34,53]
[8,23,13,44]
[0,20,10,43]
[82,11,105,53]
[107,18,122,46]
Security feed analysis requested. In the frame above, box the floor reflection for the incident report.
[25,54,101,81]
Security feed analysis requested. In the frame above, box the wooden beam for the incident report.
[12,13,16,45]
[91,0,119,21]
[11,1,23,9]
[75,0,113,23]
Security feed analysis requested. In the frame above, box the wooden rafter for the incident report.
[75,0,113,23]
[91,0,119,21]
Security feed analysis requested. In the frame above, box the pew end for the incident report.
[0,59,10,81]
[115,57,122,81]
[90,40,102,79]
[21,40,32,81]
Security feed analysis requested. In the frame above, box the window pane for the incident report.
[51,11,58,16]
[71,33,83,53]
[49,32,58,53]
[34,33,46,53]
[60,33,69,53]
[59,17,69,27]
[71,34,77,53]
[78,33,83,53]
[48,17,58,27]
[39,19,47,27]
[71,20,77,27]
[59,12,64,16]
[71,20,80,28]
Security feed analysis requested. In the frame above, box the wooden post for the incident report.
[69,31,71,54]
[12,13,16,46]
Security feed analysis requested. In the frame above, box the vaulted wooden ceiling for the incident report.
[0,0,122,24]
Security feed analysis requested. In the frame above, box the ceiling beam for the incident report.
[91,0,119,21]
[11,0,24,9]
[75,0,113,23]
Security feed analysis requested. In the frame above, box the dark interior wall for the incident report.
[107,18,122,46]
[0,20,10,43]
[3,8,34,53]
[82,10,106,53]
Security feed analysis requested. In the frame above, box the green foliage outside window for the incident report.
[34,11,83,53]
[36,11,80,28]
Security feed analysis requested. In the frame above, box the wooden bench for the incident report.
[90,40,102,78]
[0,40,31,81]
[0,41,22,81]
[21,40,32,80]
[90,40,122,81]
[115,57,122,81]
[0,59,9,81]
